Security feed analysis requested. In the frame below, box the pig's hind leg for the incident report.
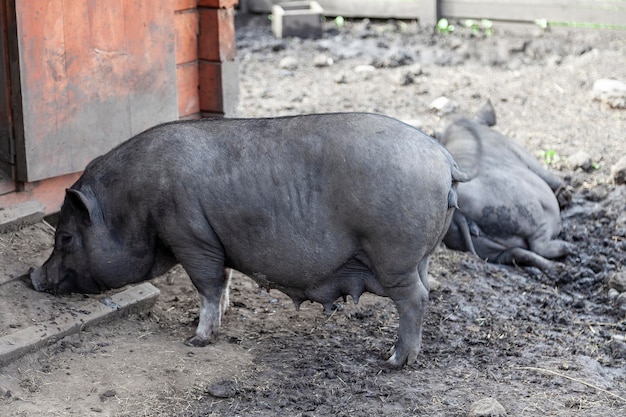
[382,257,430,367]
[473,234,565,271]
[529,237,574,261]
[496,247,556,271]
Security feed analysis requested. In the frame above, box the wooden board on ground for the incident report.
[0,283,160,367]
[0,201,45,234]
[1,222,161,368]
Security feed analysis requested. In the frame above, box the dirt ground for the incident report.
[1,14,626,417]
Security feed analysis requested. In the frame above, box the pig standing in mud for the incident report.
[31,113,471,367]
[440,101,574,270]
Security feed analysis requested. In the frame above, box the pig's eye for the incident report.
[56,233,74,249]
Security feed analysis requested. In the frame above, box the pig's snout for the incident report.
[30,266,49,292]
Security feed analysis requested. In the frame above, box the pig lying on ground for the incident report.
[30,113,472,367]
[440,101,574,271]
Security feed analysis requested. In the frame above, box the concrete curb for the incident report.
[0,283,160,368]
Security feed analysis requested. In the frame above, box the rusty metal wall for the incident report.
[11,0,178,182]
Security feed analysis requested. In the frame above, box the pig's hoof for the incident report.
[184,335,212,347]
[386,345,418,368]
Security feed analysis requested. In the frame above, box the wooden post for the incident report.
[175,0,201,119]
[198,0,239,117]
[418,0,439,27]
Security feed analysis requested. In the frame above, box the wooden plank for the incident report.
[0,283,160,368]
[245,0,426,19]
[12,0,178,182]
[439,0,626,26]
[0,201,45,234]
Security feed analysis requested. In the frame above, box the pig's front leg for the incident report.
[175,247,230,347]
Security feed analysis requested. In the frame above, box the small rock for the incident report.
[334,73,348,84]
[615,212,626,229]
[393,64,422,87]
[393,70,414,86]
[611,155,626,184]
[508,39,529,53]
[430,96,459,115]
[402,119,424,130]
[279,56,298,70]
[592,79,626,109]
[609,272,626,292]
[610,337,626,359]
[354,64,376,73]
[469,397,507,417]
[408,63,423,76]
[608,288,620,301]
[567,151,593,172]
[429,277,442,292]
[546,54,562,66]
[0,386,11,398]
[373,49,415,68]
[354,64,375,80]
[616,292,626,309]
[313,54,333,67]
[99,389,117,402]
[206,380,238,398]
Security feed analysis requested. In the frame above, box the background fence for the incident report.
[243,0,626,28]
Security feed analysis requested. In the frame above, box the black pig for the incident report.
[441,101,573,270]
[31,113,471,366]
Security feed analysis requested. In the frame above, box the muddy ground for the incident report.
[1,13,626,417]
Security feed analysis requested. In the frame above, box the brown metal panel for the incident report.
[174,0,198,11]
[13,0,177,182]
[123,0,178,139]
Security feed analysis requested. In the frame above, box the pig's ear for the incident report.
[65,189,96,223]
[475,99,496,127]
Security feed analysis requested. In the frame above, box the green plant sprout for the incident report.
[481,19,494,36]
[534,18,626,31]
[464,19,494,36]
[538,149,561,166]
[437,18,455,34]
